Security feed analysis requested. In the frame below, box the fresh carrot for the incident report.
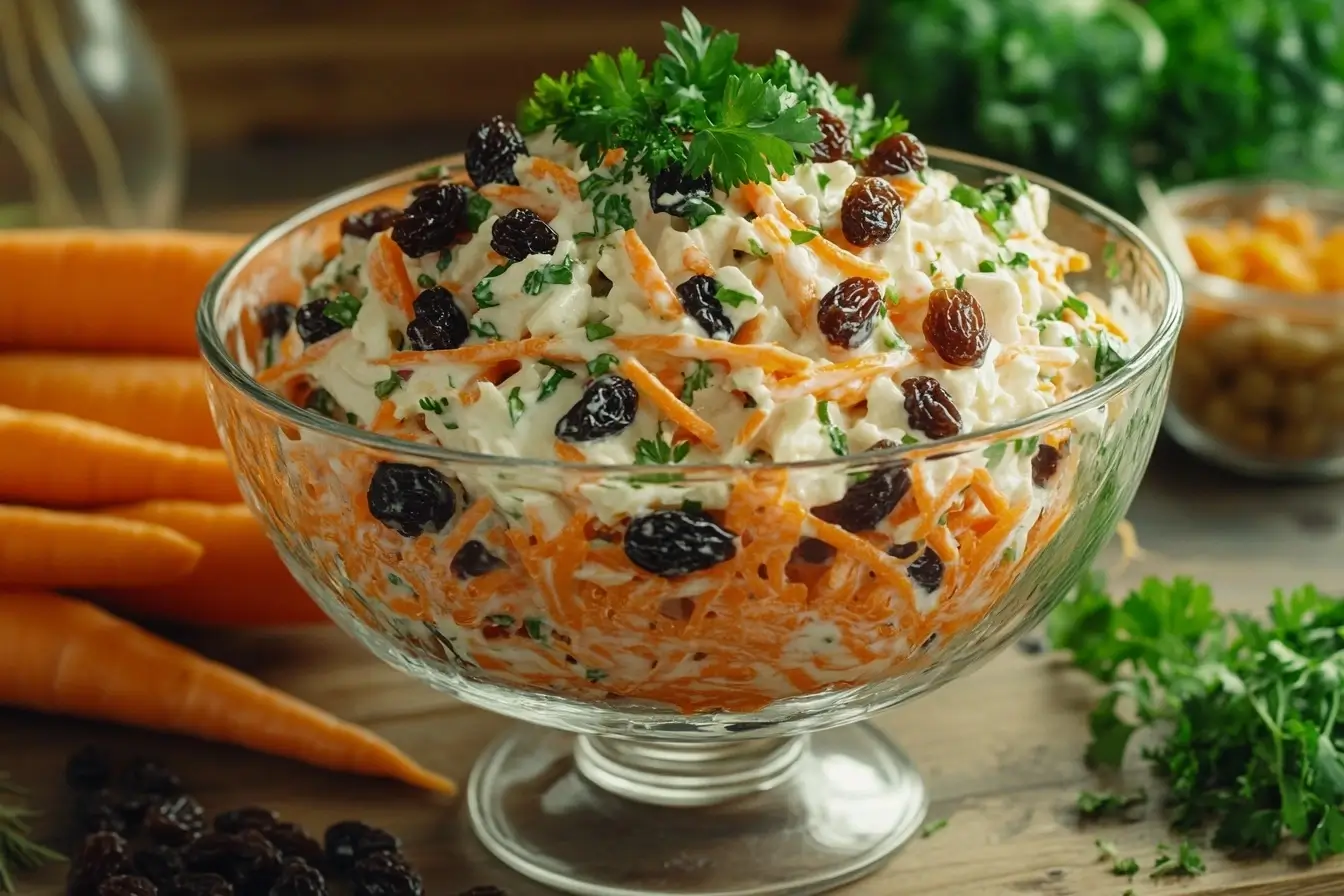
[0,229,246,354]
[610,334,812,374]
[620,357,720,450]
[0,353,219,447]
[528,157,581,200]
[0,505,203,589]
[0,405,239,506]
[0,590,455,793]
[478,184,560,220]
[622,230,683,319]
[95,501,328,627]
[367,231,418,319]
[387,337,582,368]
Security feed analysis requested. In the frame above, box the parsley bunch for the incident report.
[518,8,907,190]
[1051,574,1344,861]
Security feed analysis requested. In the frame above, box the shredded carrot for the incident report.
[478,184,559,220]
[255,331,352,384]
[554,441,587,463]
[367,231,418,319]
[601,148,626,167]
[682,244,715,277]
[388,337,580,368]
[528,157,581,200]
[739,183,890,281]
[734,409,769,447]
[732,316,764,345]
[886,177,923,205]
[611,334,812,374]
[771,352,912,402]
[620,358,720,450]
[622,230,682,320]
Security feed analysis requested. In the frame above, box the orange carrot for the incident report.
[0,229,246,354]
[478,184,560,220]
[388,337,582,368]
[0,405,239,506]
[611,334,812,374]
[0,505,203,589]
[367,231,418,319]
[96,501,328,627]
[0,352,219,447]
[620,358,720,450]
[0,590,455,793]
[622,230,683,319]
[528,157,581,200]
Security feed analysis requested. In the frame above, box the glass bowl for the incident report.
[1152,180,1344,480]
[199,148,1182,896]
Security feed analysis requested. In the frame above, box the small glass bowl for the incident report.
[199,149,1182,896]
[1153,180,1344,480]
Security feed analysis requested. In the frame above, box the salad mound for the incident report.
[243,11,1135,712]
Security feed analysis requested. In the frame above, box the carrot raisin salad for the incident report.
[248,11,1135,713]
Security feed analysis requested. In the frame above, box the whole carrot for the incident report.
[0,591,455,794]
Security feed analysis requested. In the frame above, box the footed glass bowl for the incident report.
[199,148,1181,896]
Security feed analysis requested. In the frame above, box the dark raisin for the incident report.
[323,822,399,874]
[134,846,187,889]
[391,184,469,258]
[146,795,206,846]
[888,541,920,560]
[841,177,903,248]
[554,375,639,443]
[69,832,132,896]
[405,286,469,351]
[269,861,326,896]
[814,463,911,532]
[923,287,989,368]
[263,824,326,870]
[792,537,836,565]
[902,376,962,440]
[451,540,505,579]
[98,875,158,896]
[624,511,738,578]
[366,463,456,537]
[809,108,850,163]
[864,132,928,176]
[294,300,346,346]
[1032,443,1062,487]
[257,303,297,341]
[121,758,182,797]
[648,164,714,217]
[456,888,508,896]
[66,745,114,791]
[166,874,233,896]
[115,793,154,831]
[489,209,558,262]
[675,275,734,340]
[341,206,402,241]
[907,547,945,592]
[350,853,422,896]
[78,789,128,834]
[185,831,281,896]
[465,115,528,188]
[213,807,279,835]
[817,277,883,348]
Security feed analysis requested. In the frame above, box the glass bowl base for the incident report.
[468,722,927,896]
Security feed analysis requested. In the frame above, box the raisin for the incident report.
[341,206,401,241]
[451,540,505,579]
[624,511,738,578]
[302,388,343,421]
[256,303,297,341]
[554,375,639,443]
[146,795,206,846]
[814,464,911,532]
[350,853,422,896]
[366,463,456,538]
[817,277,883,348]
[134,846,187,889]
[792,537,836,565]
[294,300,346,346]
[323,822,399,874]
[1032,443,1063,487]
[115,793,154,831]
[98,875,158,896]
[809,108,850,163]
[456,888,508,896]
[864,132,928,176]
[263,824,326,870]
[902,376,962,440]
[923,287,989,368]
[489,208,558,262]
[888,541,919,560]
[166,874,233,896]
[185,830,281,896]
[841,177,903,248]
[906,547,945,592]
[269,861,326,896]
[77,789,128,834]
[405,286,469,351]
[213,807,279,835]
[648,164,714,218]
[121,758,182,797]
[391,184,468,258]
[66,745,114,791]
[674,275,734,340]
[69,832,132,896]
[465,115,528,188]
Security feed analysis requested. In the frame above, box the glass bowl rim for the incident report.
[197,146,1183,475]
[1158,177,1344,310]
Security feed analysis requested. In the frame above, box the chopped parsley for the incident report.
[632,429,691,482]
[1012,435,1040,455]
[982,442,1007,468]
[1004,250,1031,269]
[466,192,494,232]
[1103,241,1121,280]
[900,433,919,445]
[413,163,445,180]
[322,292,362,328]
[585,321,616,341]
[416,273,436,289]
[1077,789,1147,819]
[790,229,817,245]
[816,171,831,191]
[522,255,575,295]
[746,238,769,258]
[586,353,620,377]
[1094,334,1126,381]
[681,196,724,228]
[920,819,948,838]
[584,667,608,683]
[1112,857,1140,878]
[537,359,576,401]
[436,251,453,273]
[978,259,997,273]
[576,165,637,239]
[954,273,966,290]
[715,284,756,307]
[680,359,713,404]
[473,263,510,307]
[470,320,502,341]
[373,372,402,400]
[345,412,359,425]
[507,387,526,425]
[1036,296,1091,323]
[418,396,445,414]
[1150,842,1205,879]
[816,401,848,456]
[523,617,547,642]
[949,175,1030,243]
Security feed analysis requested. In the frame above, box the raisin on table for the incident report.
[66,745,114,791]
[466,116,528,188]
[864,132,928,176]
[841,177,903,247]
[817,277,883,348]
[624,511,738,578]
[675,275,735,340]
[134,845,187,888]
[809,108,850,163]
[294,300,346,346]
[263,823,326,870]
[490,209,558,262]
[147,794,206,846]
[166,873,234,896]
[902,376,962,440]
[185,830,282,894]
[392,184,468,258]
[341,206,401,241]
[648,164,714,218]
[366,463,456,538]
[323,821,400,874]
[78,789,129,834]
[69,832,132,896]
[269,860,327,896]
[923,287,989,368]
[456,888,508,896]
[99,875,159,896]
[214,807,279,835]
[451,540,505,579]
[406,286,469,351]
[906,547,945,592]
[554,376,639,443]
[120,758,182,797]
[350,853,422,896]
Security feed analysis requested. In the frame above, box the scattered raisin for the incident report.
[294,300,346,346]
[263,824,326,870]
[115,793,154,831]
[490,208,558,262]
[269,861,326,896]
[675,275,734,340]
[906,547,945,592]
[366,463,456,538]
[134,846,187,889]
[451,540,505,579]
[902,376,962,440]
[841,177,903,247]
[864,132,928,176]
[341,206,402,241]
[817,277,883,348]
[323,822,399,874]
[456,888,508,896]
[350,853,422,896]
[185,830,281,896]
[648,164,714,218]
[888,541,919,560]
[146,795,206,846]
[77,789,129,834]
[406,286,469,351]
[66,745,114,791]
[792,537,836,565]
[923,287,989,368]
[69,832,132,896]
[120,758,182,798]
[213,808,279,835]
[554,375,639,443]
[814,463,911,532]
[465,116,528,188]
[256,303,297,341]
[624,511,738,578]
[98,875,158,896]
[165,874,233,896]
[391,184,468,258]
[1032,443,1062,487]
[809,108,850,163]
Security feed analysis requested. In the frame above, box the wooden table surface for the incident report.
[7,206,1344,895]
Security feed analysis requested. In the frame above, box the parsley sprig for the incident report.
[0,773,63,893]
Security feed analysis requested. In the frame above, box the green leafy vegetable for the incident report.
[373,373,402,400]
[949,176,1030,243]
[322,292,362,328]
[790,229,818,245]
[416,273,436,289]
[577,165,638,239]
[978,259,997,273]
[418,396,445,414]
[747,238,769,258]
[680,360,713,404]
[632,429,692,483]
[473,263,510,307]
[715,284,756,307]
[982,442,1007,468]
[1151,841,1205,878]
[470,320,502,341]
[587,353,620,377]
[1112,856,1140,878]
[1094,335,1126,381]
[537,359,576,401]
[920,818,948,838]
[466,192,494,232]
[586,321,616,341]
[523,255,575,295]
[1078,788,1147,819]
[507,387,526,425]
[817,401,848,456]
